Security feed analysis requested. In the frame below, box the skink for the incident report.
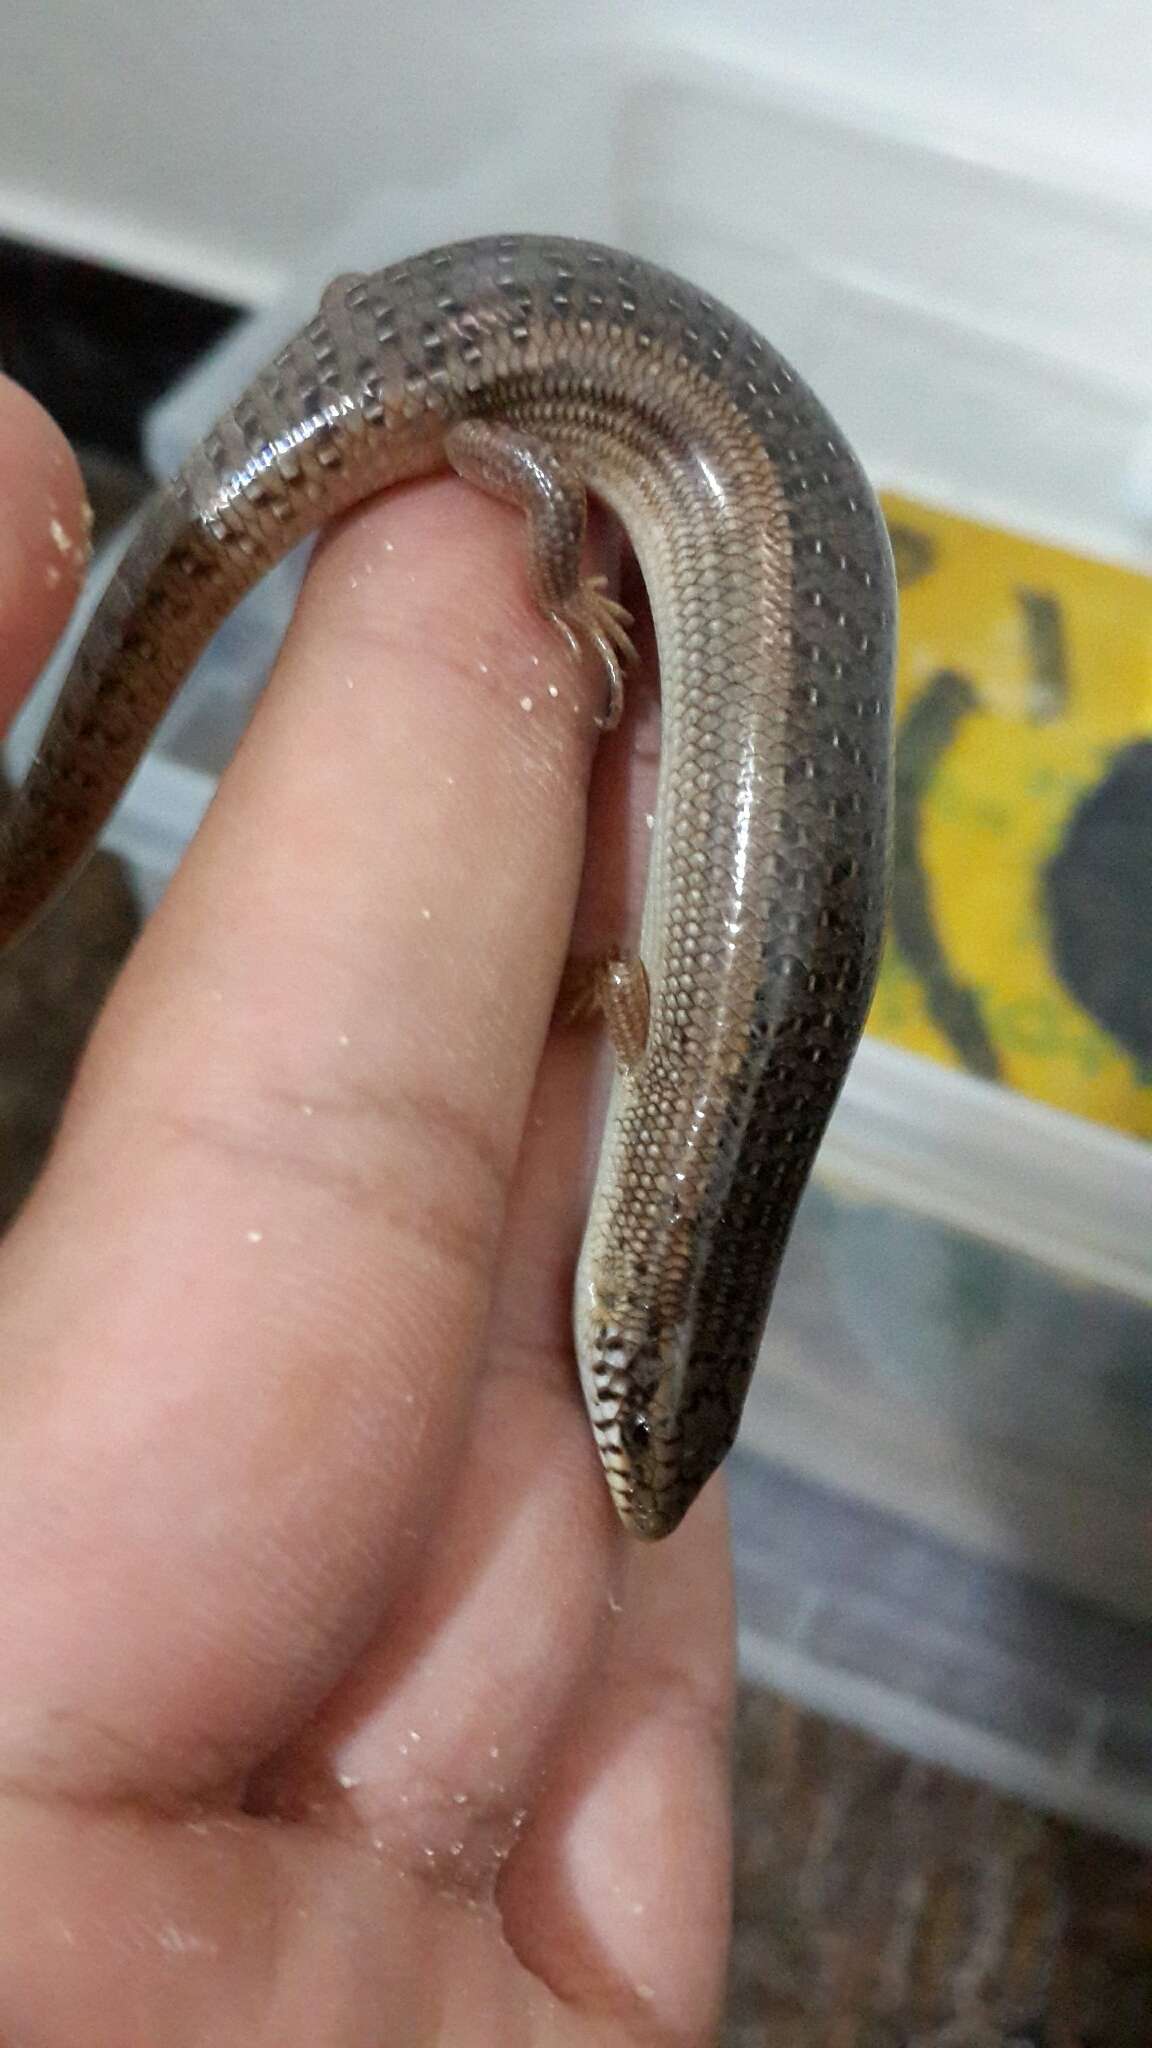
[0,235,895,1539]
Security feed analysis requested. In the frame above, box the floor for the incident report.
[727,1688,1152,2046]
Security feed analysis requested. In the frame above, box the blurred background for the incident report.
[4,2,1152,2039]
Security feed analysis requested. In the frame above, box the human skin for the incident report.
[0,374,734,2047]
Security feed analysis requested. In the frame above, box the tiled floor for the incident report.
[726,1687,1152,2045]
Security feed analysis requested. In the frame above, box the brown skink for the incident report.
[0,234,895,1537]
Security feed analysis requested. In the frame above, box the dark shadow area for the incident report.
[0,234,239,461]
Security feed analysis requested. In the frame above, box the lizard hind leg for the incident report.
[445,418,636,728]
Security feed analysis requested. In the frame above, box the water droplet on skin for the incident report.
[157,1924,218,1957]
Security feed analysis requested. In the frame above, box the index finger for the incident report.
[0,468,607,1801]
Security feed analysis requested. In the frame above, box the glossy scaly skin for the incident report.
[0,235,895,1539]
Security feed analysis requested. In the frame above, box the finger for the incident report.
[259,1326,622,1878]
[262,562,725,2011]
[250,547,657,1854]
[0,474,608,1801]
[500,1478,735,2043]
[0,376,89,726]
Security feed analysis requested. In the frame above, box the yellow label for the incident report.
[870,492,1152,1140]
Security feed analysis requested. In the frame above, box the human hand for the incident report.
[0,376,733,2045]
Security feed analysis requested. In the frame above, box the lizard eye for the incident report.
[621,1411,651,1452]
